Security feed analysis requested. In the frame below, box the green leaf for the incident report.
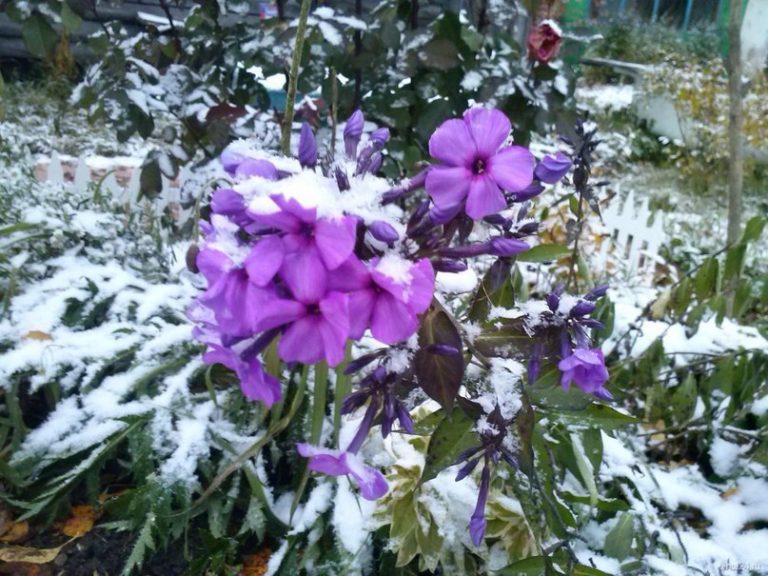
[671,374,697,424]
[497,556,547,575]
[140,158,163,200]
[547,403,638,428]
[574,565,614,576]
[518,244,571,263]
[603,512,635,560]
[741,216,766,244]
[694,258,719,301]
[61,1,83,33]
[571,432,598,507]
[414,306,465,414]
[22,12,58,59]
[724,244,746,282]
[421,410,477,483]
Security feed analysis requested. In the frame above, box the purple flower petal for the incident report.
[271,195,317,225]
[469,514,487,547]
[297,444,349,475]
[244,236,285,286]
[317,292,351,366]
[428,118,476,167]
[463,108,511,159]
[558,348,610,397]
[211,188,245,216]
[465,175,507,220]
[235,158,279,181]
[196,249,234,284]
[346,289,375,340]
[280,246,328,304]
[535,152,572,184]
[371,293,418,344]
[489,237,529,257]
[220,146,246,175]
[343,452,389,500]
[488,146,535,192]
[279,315,326,364]
[344,110,364,157]
[406,258,435,314]
[327,256,372,292]
[425,166,472,210]
[253,296,306,332]
[315,216,358,270]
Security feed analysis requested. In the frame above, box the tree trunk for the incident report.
[726,0,743,247]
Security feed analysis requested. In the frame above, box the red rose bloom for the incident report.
[527,21,562,63]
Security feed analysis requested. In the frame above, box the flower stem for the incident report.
[280,0,313,155]
[310,362,328,444]
[333,341,353,444]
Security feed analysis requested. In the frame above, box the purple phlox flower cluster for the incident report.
[297,366,415,501]
[190,115,434,409]
[527,284,611,399]
[425,108,535,220]
[454,405,519,546]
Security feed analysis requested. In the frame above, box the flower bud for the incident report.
[433,258,468,273]
[344,110,364,157]
[570,300,596,317]
[510,182,544,202]
[335,166,350,191]
[370,128,390,149]
[585,284,609,301]
[489,237,529,257]
[298,122,318,168]
[369,220,399,244]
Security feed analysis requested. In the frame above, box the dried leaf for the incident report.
[59,505,96,538]
[0,521,29,543]
[0,541,68,564]
[240,548,272,576]
[22,331,52,341]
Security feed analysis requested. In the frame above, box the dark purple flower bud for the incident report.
[580,318,605,330]
[455,456,481,482]
[483,214,509,227]
[516,202,531,222]
[528,342,542,384]
[370,128,390,149]
[344,110,364,157]
[570,300,596,317]
[515,221,540,236]
[572,323,591,349]
[395,401,414,434]
[510,181,544,202]
[344,350,385,375]
[546,292,560,312]
[346,396,380,454]
[298,122,318,168]
[535,152,572,184]
[433,258,468,273]
[440,243,490,258]
[585,284,609,301]
[489,238,529,257]
[560,330,572,360]
[424,343,461,356]
[369,220,399,244]
[469,464,491,546]
[342,390,370,415]
[186,244,200,273]
[335,167,350,191]
[368,152,383,174]
[381,395,396,438]
[488,258,511,292]
[381,169,428,205]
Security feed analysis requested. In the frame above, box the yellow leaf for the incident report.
[22,331,52,341]
[0,541,68,564]
[240,548,271,576]
[0,521,29,543]
[60,505,96,538]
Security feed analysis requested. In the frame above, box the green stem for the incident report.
[333,341,353,444]
[311,363,329,444]
[280,0,313,154]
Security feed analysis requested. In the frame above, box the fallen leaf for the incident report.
[240,548,271,576]
[59,505,96,538]
[721,486,739,500]
[0,521,29,543]
[0,540,68,564]
[22,331,52,341]
[0,562,45,575]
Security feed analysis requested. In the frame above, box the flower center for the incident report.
[307,304,321,316]
[472,159,486,175]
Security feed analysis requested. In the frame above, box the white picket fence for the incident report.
[595,186,667,280]
[37,152,195,224]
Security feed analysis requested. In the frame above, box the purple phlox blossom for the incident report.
[299,122,318,168]
[296,444,388,500]
[328,255,435,344]
[344,110,364,157]
[454,405,519,547]
[558,347,611,399]
[426,108,535,220]
[210,188,253,229]
[248,194,358,303]
[199,334,281,406]
[535,152,572,184]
